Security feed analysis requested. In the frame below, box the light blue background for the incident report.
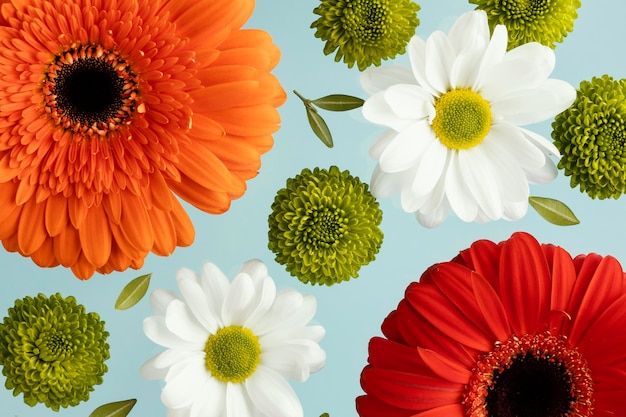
[2,1,626,416]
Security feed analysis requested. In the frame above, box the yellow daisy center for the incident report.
[204,325,261,383]
[431,88,492,150]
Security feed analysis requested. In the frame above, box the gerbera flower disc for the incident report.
[0,0,286,279]
[141,259,326,417]
[552,75,626,199]
[268,166,384,286]
[0,293,110,410]
[469,0,582,49]
[360,10,575,227]
[357,232,626,417]
[311,0,420,71]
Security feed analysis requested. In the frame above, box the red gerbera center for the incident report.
[42,43,142,138]
[465,332,594,417]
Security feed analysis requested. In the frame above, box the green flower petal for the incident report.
[311,0,420,71]
[469,0,581,49]
[552,75,626,200]
[268,166,383,286]
[0,293,110,411]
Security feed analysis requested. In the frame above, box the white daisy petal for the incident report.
[424,30,455,94]
[238,259,269,279]
[140,353,170,380]
[416,197,451,228]
[262,340,326,382]
[503,199,529,221]
[370,165,412,199]
[167,407,190,417]
[411,139,449,200]
[362,91,415,131]
[189,376,225,417]
[445,152,478,222]
[379,121,436,173]
[221,272,255,325]
[523,154,559,184]
[178,275,220,333]
[246,366,303,417]
[519,127,561,157]
[243,275,277,330]
[200,262,230,312]
[384,84,433,120]
[458,147,503,220]
[448,10,490,54]
[480,138,529,203]
[226,383,255,417]
[369,130,396,159]
[449,34,487,89]
[360,65,416,94]
[150,288,179,316]
[162,361,209,409]
[489,122,547,169]
[408,35,435,95]
[143,316,204,351]
[491,78,576,125]
[165,299,210,344]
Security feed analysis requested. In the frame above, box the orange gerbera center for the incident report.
[464,332,594,417]
[42,44,142,138]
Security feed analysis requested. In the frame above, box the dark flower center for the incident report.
[464,333,594,417]
[42,44,141,138]
[344,0,390,43]
[53,57,125,125]
[35,331,74,362]
[486,353,573,417]
[507,0,549,20]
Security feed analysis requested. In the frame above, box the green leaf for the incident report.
[528,196,580,226]
[89,399,137,417]
[311,94,364,111]
[306,107,334,148]
[115,273,152,310]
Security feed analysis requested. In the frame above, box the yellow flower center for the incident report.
[204,326,261,383]
[431,88,492,150]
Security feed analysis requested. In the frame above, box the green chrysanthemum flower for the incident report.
[0,293,110,411]
[311,0,420,71]
[268,166,383,286]
[469,0,581,49]
[552,75,626,200]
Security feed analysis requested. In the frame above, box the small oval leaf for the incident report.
[528,196,580,226]
[306,108,334,148]
[312,94,365,111]
[115,273,152,310]
[89,399,137,417]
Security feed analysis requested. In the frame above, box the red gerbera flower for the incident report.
[0,0,285,279]
[358,232,626,417]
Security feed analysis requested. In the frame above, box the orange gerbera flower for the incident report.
[358,232,626,417]
[0,0,286,278]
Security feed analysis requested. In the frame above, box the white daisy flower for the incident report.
[360,10,576,227]
[141,259,326,417]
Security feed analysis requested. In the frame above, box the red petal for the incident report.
[415,404,465,417]
[575,293,626,366]
[417,348,471,384]
[356,394,415,417]
[368,337,431,375]
[453,238,501,292]
[498,232,551,335]
[405,282,493,351]
[547,246,576,333]
[470,271,511,342]
[361,367,462,411]
[568,255,625,345]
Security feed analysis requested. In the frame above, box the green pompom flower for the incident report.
[268,166,383,286]
[0,293,110,411]
[311,0,420,71]
[469,0,581,49]
[552,75,626,200]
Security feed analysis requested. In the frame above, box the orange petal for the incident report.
[149,207,176,256]
[177,143,233,192]
[17,198,46,255]
[53,225,81,267]
[71,251,96,280]
[119,191,154,252]
[44,193,68,236]
[79,204,112,268]
[68,195,89,228]
[168,174,230,213]
[170,196,194,247]
[149,170,174,212]
[31,237,58,268]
